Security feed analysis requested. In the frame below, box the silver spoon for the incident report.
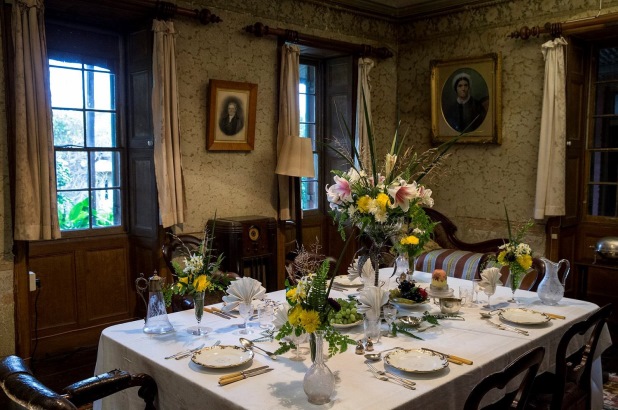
[239,337,278,360]
[479,309,503,318]
[364,347,402,361]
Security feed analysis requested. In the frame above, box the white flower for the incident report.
[387,180,419,212]
[347,204,357,217]
[385,153,397,178]
[347,168,362,183]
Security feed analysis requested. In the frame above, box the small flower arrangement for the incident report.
[170,227,226,297]
[274,258,355,358]
[495,205,534,289]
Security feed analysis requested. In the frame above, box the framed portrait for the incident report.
[207,79,257,151]
[430,53,502,144]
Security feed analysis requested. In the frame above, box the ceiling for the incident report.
[322,0,499,20]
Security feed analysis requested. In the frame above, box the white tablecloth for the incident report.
[94,270,611,410]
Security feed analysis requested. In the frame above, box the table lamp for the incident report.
[275,136,315,247]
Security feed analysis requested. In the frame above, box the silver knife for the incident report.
[218,367,273,385]
[487,320,529,336]
[165,343,205,359]
[175,340,220,359]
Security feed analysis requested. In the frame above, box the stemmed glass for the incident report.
[287,332,308,361]
[382,304,398,336]
[483,285,496,309]
[237,301,254,335]
[472,279,482,304]
[187,291,212,336]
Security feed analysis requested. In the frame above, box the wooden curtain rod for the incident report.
[130,0,222,25]
[244,22,393,59]
[509,11,618,40]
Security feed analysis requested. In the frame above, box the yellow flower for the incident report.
[356,195,372,213]
[193,275,210,292]
[179,276,189,285]
[288,305,303,326]
[497,251,506,264]
[286,287,298,302]
[517,254,533,270]
[400,235,419,245]
[375,193,390,211]
[299,309,321,333]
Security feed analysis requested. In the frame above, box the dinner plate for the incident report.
[426,287,454,299]
[191,345,254,369]
[390,298,428,310]
[331,320,363,329]
[332,275,363,287]
[499,308,550,325]
[384,348,449,373]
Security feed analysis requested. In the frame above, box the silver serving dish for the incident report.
[596,237,618,259]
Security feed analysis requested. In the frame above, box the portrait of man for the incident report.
[442,71,488,133]
[218,98,244,136]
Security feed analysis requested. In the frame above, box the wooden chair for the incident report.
[526,303,613,410]
[464,346,545,410]
[0,355,157,409]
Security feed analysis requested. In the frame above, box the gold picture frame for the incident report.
[430,53,502,144]
[207,79,257,151]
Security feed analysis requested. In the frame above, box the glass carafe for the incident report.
[537,257,570,306]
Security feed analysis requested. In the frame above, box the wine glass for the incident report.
[483,285,496,309]
[237,301,254,335]
[472,279,482,304]
[287,332,308,361]
[382,304,398,336]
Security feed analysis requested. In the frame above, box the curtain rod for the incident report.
[509,11,618,40]
[244,22,394,59]
[95,0,222,25]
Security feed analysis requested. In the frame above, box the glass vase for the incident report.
[363,313,381,344]
[186,291,212,336]
[304,331,335,405]
[508,267,523,303]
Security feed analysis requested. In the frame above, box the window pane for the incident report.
[92,151,120,188]
[84,70,115,110]
[591,117,618,148]
[589,152,618,182]
[300,123,316,142]
[86,112,116,147]
[300,94,316,123]
[52,109,84,146]
[49,59,81,69]
[49,67,83,108]
[56,151,88,189]
[300,65,316,94]
[588,184,617,217]
[594,83,618,115]
[92,189,121,227]
[598,47,618,81]
[301,180,318,210]
[57,191,90,231]
[85,64,111,73]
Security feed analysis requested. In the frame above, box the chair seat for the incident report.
[416,249,488,280]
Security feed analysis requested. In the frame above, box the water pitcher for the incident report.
[536,257,570,306]
[136,272,174,334]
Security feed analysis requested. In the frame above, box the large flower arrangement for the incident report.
[326,94,456,279]
[274,258,354,358]
[171,228,227,297]
[495,205,534,289]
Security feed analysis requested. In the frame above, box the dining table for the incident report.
[94,269,612,410]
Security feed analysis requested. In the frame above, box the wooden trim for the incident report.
[509,12,618,40]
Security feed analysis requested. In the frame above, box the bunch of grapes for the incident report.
[328,298,359,325]
[395,280,428,303]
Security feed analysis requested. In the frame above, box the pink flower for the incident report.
[326,175,352,204]
[388,180,419,212]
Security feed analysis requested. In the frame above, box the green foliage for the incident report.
[57,196,115,231]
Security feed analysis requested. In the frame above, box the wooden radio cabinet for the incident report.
[207,216,278,291]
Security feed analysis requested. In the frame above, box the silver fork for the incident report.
[165,343,205,360]
[486,320,529,336]
[366,362,416,389]
[175,340,219,360]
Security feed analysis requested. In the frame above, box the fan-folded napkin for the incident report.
[221,277,266,312]
[347,258,374,283]
[356,286,389,319]
[479,267,502,290]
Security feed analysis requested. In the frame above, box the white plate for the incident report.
[499,308,550,325]
[191,345,254,369]
[332,275,363,287]
[384,349,449,373]
[390,298,428,310]
[426,287,454,298]
[331,320,363,329]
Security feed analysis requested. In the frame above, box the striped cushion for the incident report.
[416,249,487,281]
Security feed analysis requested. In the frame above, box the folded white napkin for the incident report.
[356,286,389,319]
[221,277,266,312]
[272,302,291,330]
[347,258,374,284]
[479,267,502,290]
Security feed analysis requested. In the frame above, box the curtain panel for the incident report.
[534,37,567,219]
[276,44,300,221]
[12,0,60,240]
[152,19,186,228]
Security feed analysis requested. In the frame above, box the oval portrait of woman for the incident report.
[441,68,489,133]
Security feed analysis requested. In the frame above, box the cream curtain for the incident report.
[356,57,375,168]
[152,20,186,228]
[276,44,300,221]
[12,0,60,240]
[534,37,567,220]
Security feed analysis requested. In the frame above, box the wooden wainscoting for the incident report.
[27,235,137,358]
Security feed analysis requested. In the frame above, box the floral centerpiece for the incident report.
[326,94,456,285]
[494,205,534,301]
[274,258,355,359]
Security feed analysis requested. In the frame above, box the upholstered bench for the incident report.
[416,249,490,281]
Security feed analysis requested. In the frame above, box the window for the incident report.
[299,62,320,211]
[588,46,618,218]
[47,26,124,232]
